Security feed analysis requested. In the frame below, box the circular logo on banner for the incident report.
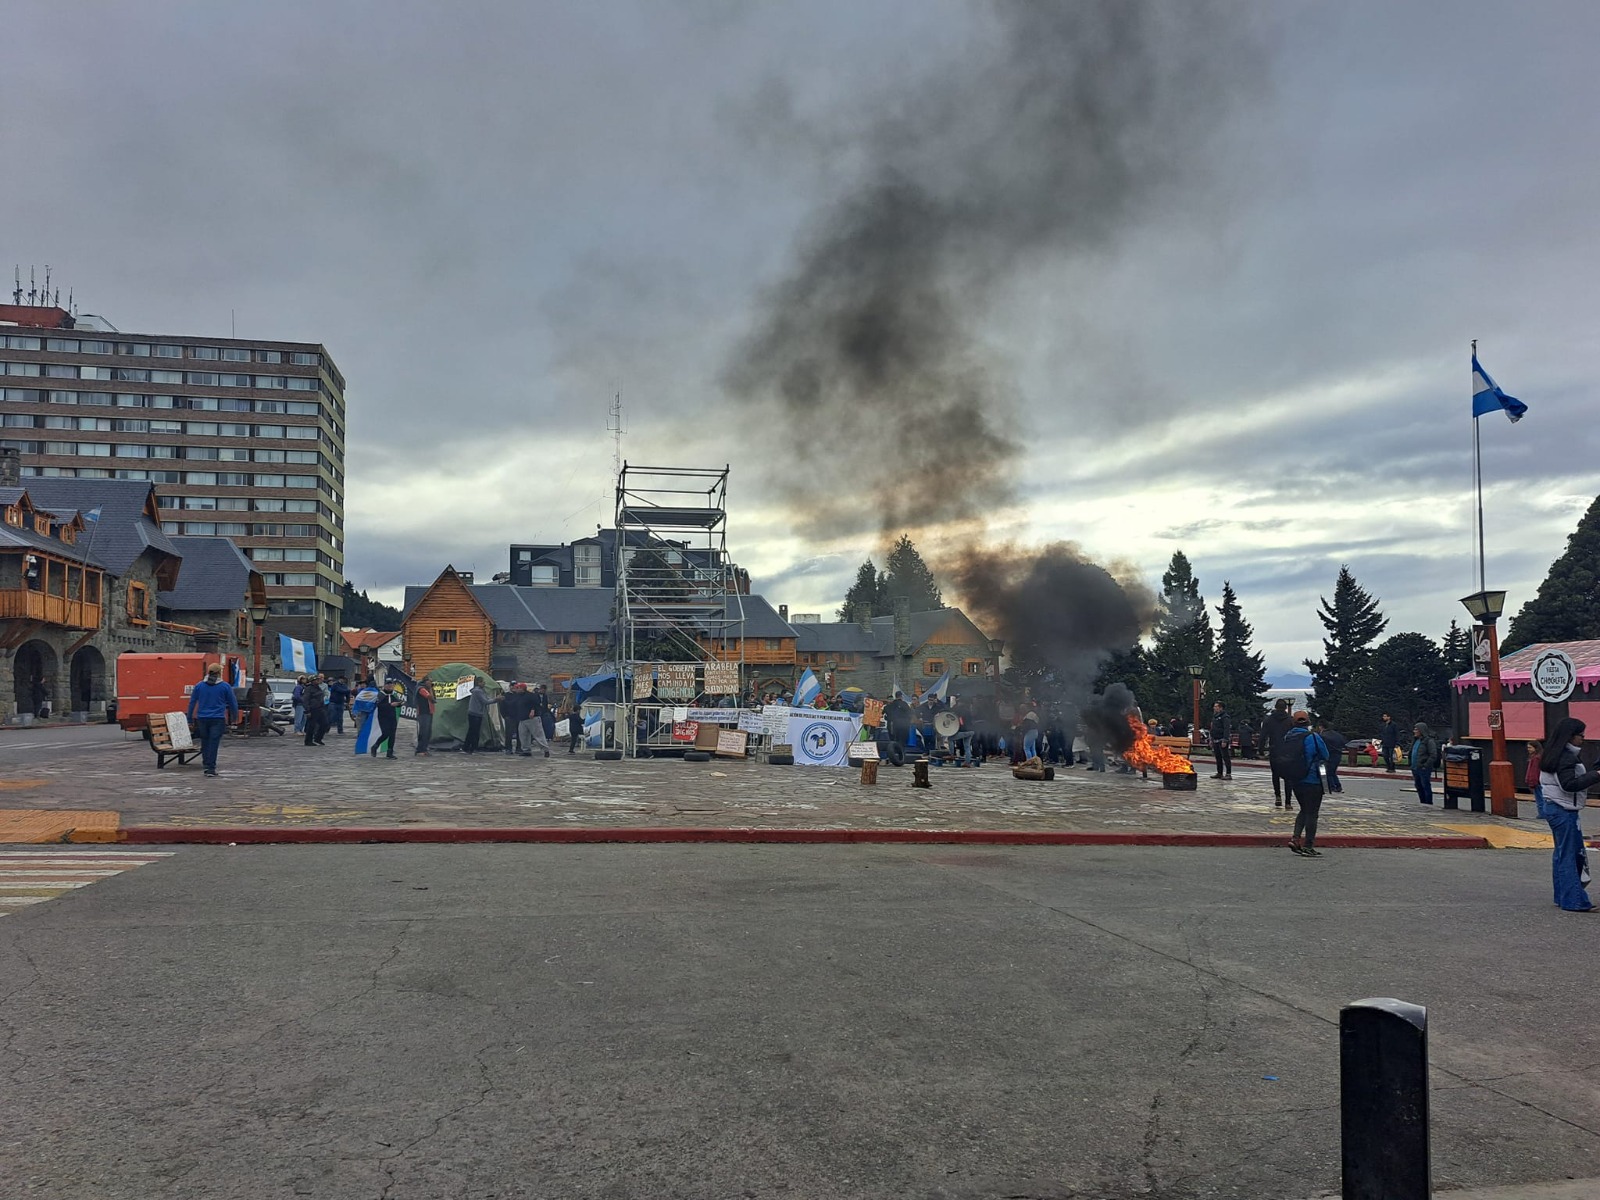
[1530,648,1578,704]
[800,721,842,762]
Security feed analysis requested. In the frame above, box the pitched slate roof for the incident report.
[471,585,545,631]
[793,622,886,654]
[513,586,612,633]
[722,594,794,638]
[20,478,179,577]
[158,537,257,612]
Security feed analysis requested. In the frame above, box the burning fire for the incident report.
[1122,715,1196,775]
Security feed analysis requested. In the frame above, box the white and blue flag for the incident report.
[279,634,317,674]
[793,668,822,707]
[1472,354,1527,423]
[82,506,101,522]
[917,671,950,704]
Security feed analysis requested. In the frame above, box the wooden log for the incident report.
[912,758,931,789]
[860,760,878,786]
[1011,764,1056,781]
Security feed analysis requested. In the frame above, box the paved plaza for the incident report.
[0,723,1553,845]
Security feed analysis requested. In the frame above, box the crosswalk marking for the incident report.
[0,850,175,917]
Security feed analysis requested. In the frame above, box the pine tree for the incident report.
[1505,493,1600,652]
[1142,551,1215,721]
[1440,619,1471,674]
[836,559,883,622]
[1337,633,1452,736]
[1302,565,1387,728]
[1213,580,1270,721]
[879,535,944,614]
[340,581,402,629]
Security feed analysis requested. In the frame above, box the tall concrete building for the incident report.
[0,300,345,651]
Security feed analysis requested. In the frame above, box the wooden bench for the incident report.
[147,712,200,769]
[1151,735,1196,760]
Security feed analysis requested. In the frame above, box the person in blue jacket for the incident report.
[186,661,239,778]
[1284,710,1330,857]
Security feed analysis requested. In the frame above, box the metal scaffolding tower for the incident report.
[612,463,747,756]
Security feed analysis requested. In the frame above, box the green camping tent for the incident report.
[424,662,505,750]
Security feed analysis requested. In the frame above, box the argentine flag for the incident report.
[793,668,822,707]
[917,671,950,704]
[1472,354,1527,423]
[279,634,317,674]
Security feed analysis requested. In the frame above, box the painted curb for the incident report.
[113,826,1494,849]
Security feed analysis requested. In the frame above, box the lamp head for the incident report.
[1459,589,1508,624]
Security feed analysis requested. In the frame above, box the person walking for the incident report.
[501,683,541,757]
[414,679,435,756]
[537,685,557,751]
[1284,711,1330,856]
[1537,718,1600,913]
[564,700,584,754]
[1209,701,1233,780]
[301,675,328,746]
[186,661,239,778]
[526,684,554,757]
[1260,698,1295,808]
[370,682,402,759]
[464,679,493,753]
[1380,712,1400,772]
[292,675,307,734]
[1410,722,1440,804]
[328,676,351,735]
[1316,722,1348,792]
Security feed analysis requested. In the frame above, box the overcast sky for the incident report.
[5,1,1597,677]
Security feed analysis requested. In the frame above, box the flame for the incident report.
[1122,714,1196,775]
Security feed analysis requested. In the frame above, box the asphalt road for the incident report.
[0,721,134,764]
[2,845,1595,1200]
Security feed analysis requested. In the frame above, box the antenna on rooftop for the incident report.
[28,267,37,306]
[607,392,624,483]
[43,266,51,305]
[11,267,19,306]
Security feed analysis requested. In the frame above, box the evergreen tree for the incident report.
[340,581,402,629]
[879,535,944,614]
[836,559,883,622]
[1213,580,1270,721]
[1505,493,1600,652]
[1302,565,1387,728]
[1440,619,1471,674]
[1142,551,1215,720]
[1093,644,1149,700]
[1337,633,1452,736]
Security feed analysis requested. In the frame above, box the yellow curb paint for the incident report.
[0,809,122,844]
[0,780,49,791]
[1440,823,1553,850]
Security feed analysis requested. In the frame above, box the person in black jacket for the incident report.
[884,691,912,756]
[1379,712,1400,771]
[1260,698,1294,808]
[1209,701,1233,780]
[369,682,402,759]
[301,676,328,746]
[1316,722,1348,792]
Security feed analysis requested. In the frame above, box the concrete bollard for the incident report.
[1341,998,1430,1200]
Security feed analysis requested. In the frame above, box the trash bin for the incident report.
[1442,744,1486,813]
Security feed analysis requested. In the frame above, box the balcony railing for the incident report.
[0,588,103,630]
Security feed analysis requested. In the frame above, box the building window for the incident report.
[127,581,151,625]
[438,629,458,645]
[764,639,782,650]
[964,660,983,675]
[553,633,573,646]
[924,659,945,676]
[494,630,519,646]
[529,564,558,587]
[573,543,601,587]
[236,613,250,642]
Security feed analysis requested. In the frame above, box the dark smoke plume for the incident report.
[725,1,1260,683]
[1082,683,1141,754]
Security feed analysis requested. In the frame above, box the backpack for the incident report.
[1270,726,1311,778]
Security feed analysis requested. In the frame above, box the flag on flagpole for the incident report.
[793,668,822,707]
[229,658,243,688]
[917,671,950,704]
[1472,354,1527,423]
[82,506,101,522]
[279,634,317,674]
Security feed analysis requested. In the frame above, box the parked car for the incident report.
[265,678,298,721]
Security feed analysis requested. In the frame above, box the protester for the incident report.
[501,683,542,757]
[463,679,494,753]
[884,690,912,754]
[1238,720,1256,760]
[564,699,584,754]
[414,678,435,756]
[369,682,402,759]
[1260,698,1295,808]
[1209,701,1233,780]
[328,676,351,735]
[531,684,554,756]
[1525,741,1544,815]
[1410,722,1440,805]
[1284,711,1330,856]
[292,675,307,734]
[1316,722,1348,793]
[1536,719,1600,913]
[1169,715,1189,739]
[186,661,239,778]
[1380,712,1401,772]
[1021,709,1040,760]
[301,675,328,746]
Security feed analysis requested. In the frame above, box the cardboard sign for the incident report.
[762,705,792,739]
[455,677,475,701]
[737,711,765,734]
[703,661,740,694]
[657,664,697,699]
[672,721,699,743]
[164,711,194,750]
[715,729,748,758]
[633,672,654,699]
[853,739,880,761]
[861,698,884,728]
[687,707,740,724]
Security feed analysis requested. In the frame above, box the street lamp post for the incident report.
[1460,589,1516,818]
[248,603,269,734]
[1187,664,1204,748]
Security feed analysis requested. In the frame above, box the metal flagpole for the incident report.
[1472,338,1485,593]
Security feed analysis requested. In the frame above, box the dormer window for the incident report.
[4,506,22,528]
[59,526,76,545]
